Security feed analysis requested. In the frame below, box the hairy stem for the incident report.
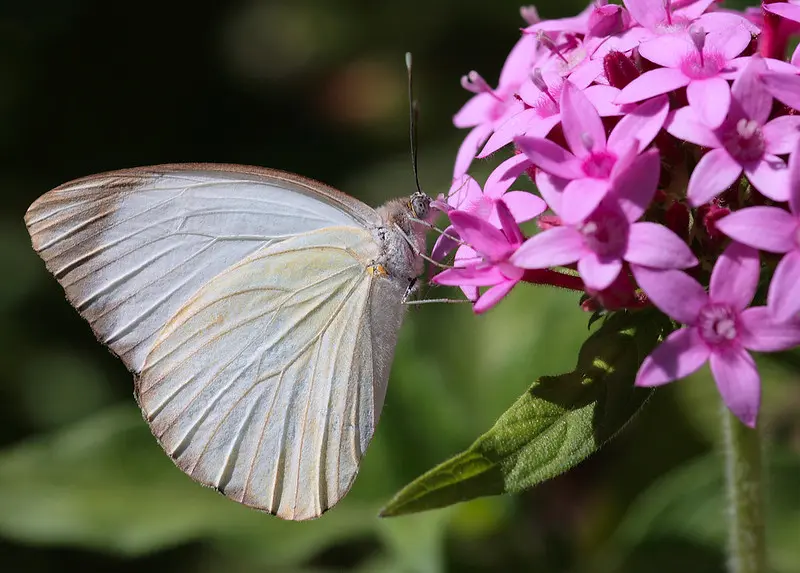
[722,405,767,573]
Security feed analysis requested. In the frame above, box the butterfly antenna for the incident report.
[405,52,423,195]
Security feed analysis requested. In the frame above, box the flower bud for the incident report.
[603,50,639,89]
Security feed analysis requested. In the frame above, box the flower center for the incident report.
[679,50,725,79]
[579,205,628,256]
[468,195,495,219]
[582,150,617,179]
[697,304,739,346]
[721,118,766,162]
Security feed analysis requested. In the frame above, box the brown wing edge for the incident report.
[24,162,382,231]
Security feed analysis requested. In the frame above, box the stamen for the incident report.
[663,0,672,26]
[537,31,570,63]
[689,26,706,66]
[531,68,558,105]
[581,132,595,152]
[460,71,492,95]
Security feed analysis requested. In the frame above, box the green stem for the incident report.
[722,405,767,573]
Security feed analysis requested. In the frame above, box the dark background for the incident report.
[1,1,799,572]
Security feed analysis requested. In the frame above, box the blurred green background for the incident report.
[1,0,799,572]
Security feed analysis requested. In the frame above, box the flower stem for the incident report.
[721,405,767,573]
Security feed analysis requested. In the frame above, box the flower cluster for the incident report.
[434,0,800,427]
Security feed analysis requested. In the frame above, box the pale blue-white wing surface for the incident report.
[137,227,406,520]
[24,164,381,372]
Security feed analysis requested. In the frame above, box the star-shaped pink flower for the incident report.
[514,80,669,224]
[665,56,800,205]
[633,242,800,428]
[509,148,697,290]
[615,25,751,127]
[432,201,527,314]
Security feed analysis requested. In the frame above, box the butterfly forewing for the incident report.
[24,164,379,373]
[25,163,412,521]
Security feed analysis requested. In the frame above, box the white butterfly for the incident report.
[25,163,432,521]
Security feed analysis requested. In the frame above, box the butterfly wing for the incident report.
[24,164,381,373]
[137,226,406,520]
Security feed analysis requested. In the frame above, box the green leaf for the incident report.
[380,310,672,517]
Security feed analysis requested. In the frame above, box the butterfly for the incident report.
[24,163,432,520]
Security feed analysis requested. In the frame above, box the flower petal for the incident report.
[731,56,771,126]
[454,245,480,301]
[705,25,751,61]
[761,72,800,112]
[447,175,483,211]
[510,226,586,269]
[739,306,800,351]
[763,1,800,24]
[498,191,547,224]
[495,199,525,245]
[584,84,626,117]
[709,347,760,428]
[715,206,798,253]
[474,279,518,314]
[622,0,663,30]
[615,68,690,104]
[636,327,711,386]
[625,222,698,268]
[449,210,511,259]
[687,148,742,207]
[499,33,538,88]
[613,148,661,222]
[454,124,492,178]
[453,93,495,129]
[561,177,612,224]
[639,34,690,68]
[535,170,568,215]
[480,109,548,158]
[687,77,730,129]
[744,155,789,202]
[484,154,531,198]
[431,225,460,262]
[577,251,623,290]
[767,250,800,322]
[665,106,721,148]
[763,115,800,155]
[709,241,759,311]
[514,136,584,180]
[560,80,607,157]
[608,95,669,154]
[791,139,800,216]
[433,265,504,287]
[631,265,707,324]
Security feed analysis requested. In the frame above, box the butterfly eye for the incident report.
[409,191,431,220]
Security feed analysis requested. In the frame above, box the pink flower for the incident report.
[615,25,751,127]
[432,161,546,300]
[514,81,669,223]
[453,33,538,177]
[665,56,800,205]
[633,242,800,427]
[432,201,526,313]
[509,148,697,290]
[716,141,800,322]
